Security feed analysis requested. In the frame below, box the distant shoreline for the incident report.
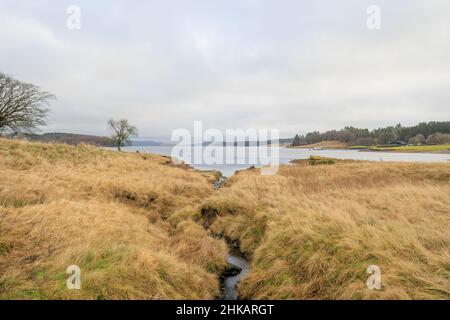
[358,148,450,154]
[288,141,450,154]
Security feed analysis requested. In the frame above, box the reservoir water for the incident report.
[121,146,450,177]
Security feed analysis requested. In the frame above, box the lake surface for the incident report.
[120,146,450,177]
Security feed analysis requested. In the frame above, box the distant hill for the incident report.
[23,133,114,146]
[279,138,294,145]
[130,140,173,147]
[206,138,294,147]
[20,133,289,148]
[20,133,171,147]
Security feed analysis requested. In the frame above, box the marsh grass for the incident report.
[0,138,227,299]
[1,138,449,300]
[204,160,450,299]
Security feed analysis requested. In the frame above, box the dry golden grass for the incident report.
[0,138,227,299]
[2,138,449,300]
[202,160,450,299]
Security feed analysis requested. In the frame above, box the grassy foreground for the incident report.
[202,159,450,299]
[0,138,227,299]
[1,139,449,300]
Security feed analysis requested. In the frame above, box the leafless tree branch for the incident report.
[0,72,55,134]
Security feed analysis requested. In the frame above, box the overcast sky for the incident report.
[1,0,449,140]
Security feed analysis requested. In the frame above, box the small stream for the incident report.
[208,174,251,300]
[220,247,251,300]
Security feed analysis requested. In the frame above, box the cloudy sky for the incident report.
[1,0,449,140]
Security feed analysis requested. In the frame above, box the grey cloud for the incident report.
[1,0,449,140]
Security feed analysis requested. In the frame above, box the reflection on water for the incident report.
[221,253,251,300]
[120,146,450,177]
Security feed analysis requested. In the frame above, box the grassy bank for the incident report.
[0,138,227,299]
[350,144,450,153]
[291,142,450,153]
[201,159,450,299]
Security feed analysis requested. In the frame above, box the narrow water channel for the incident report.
[219,246,251,300]
[205,174,252,300]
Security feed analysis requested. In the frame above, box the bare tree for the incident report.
[107,119,138,151]
[0,73,54,134]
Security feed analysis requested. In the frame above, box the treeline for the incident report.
[292,121,450,146]
[14,133,115,146]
